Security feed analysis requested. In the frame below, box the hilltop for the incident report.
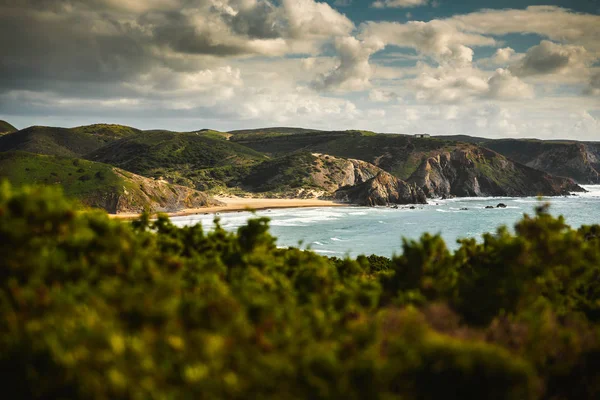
[230,130,583,197]
[0,151,219,213]
[0,124,140,157]
[482,139,600,184]
[86,130,268,188]
[0,120,16,135]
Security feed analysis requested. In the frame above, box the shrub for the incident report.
[0,181,599,399]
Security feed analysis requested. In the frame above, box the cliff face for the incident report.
[407,146,584,198]
[335,172,427,206]
[85,169,222,214]
[484,140,600,184]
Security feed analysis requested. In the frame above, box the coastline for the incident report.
[110,197,347,219]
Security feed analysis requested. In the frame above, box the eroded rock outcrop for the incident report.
[407,146,584,198]
[90,169,223,214]
[335,172,427,206]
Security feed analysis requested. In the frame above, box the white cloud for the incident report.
[360,20,496,65]
[372,0,429,9]
[487,68,534,100]
[511,40,590,77]
[312,36,385,92]
[449,6,600,53]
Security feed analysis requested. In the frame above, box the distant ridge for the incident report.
[0,120,17,135]
[228,127,321,135]
[0,124,140,157]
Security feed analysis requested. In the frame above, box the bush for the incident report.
[0,181,599,399]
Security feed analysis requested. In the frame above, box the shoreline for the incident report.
[110,197,347,220]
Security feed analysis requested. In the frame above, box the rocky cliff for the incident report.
[483,140,600,184]
[335,172,427,206]
[97,170,222,214]
[407,146,584,198]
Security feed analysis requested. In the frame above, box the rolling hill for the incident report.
[86,130,268,189]
[481,139,600,184]
[0,124,140,157]
[406,145,582,197]
[0,151,220,213]
[230,130,584,197]
[0,120,16,135]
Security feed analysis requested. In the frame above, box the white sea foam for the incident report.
[314,249,343,255]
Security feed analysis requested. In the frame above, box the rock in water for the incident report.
[497,203,507,208]
[485,205,495,209]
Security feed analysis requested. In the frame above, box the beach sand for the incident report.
[110,197,346,219]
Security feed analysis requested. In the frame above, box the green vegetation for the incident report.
[238,152,320,193]
[0,151,125,204]
[0,124,138,157]
[0,152,216,213]
[87,131,268,189]
[232,131,452,180]
[1,183,599,399]
[483,139,600,184]
[0,120,16,135]
[70,123,141,139]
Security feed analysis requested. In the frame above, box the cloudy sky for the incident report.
[0,0,599,139]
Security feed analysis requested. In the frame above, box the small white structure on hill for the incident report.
[414,133,430,138]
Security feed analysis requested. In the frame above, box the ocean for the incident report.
[170,185,600,258]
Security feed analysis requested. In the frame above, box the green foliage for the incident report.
[86,130,267,190]
[1,182,600,399]
[0,151,125,200]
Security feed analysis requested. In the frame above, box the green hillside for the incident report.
[0,120,16,135]
[0,151,217,213]
[0,124,140,157]
[232,130,451,179]
[87,130,268,188]
[482,139,600,183]
[70,123,141,139]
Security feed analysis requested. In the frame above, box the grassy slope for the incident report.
[86,130,268,188]
[0,124,140,157]
[483,139,600,183]
[0,120,17,135]
[0,151,216,213]
[232,131,452,180]
[0,151,127,202]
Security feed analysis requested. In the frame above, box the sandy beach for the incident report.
[110,197,346,219]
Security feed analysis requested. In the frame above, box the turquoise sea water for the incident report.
[170,185,600,258]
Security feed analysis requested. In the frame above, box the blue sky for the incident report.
[0,0,598,139]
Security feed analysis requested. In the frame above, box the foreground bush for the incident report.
[0,182,599,399]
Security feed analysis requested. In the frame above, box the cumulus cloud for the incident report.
[511,40,589,77]
[449,6,600,52]
[372,0,429,9]
[312,37,385,92]
[487,68,534,100]
[360,20,496,66]
[412,64,489,103]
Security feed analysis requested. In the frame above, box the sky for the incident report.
[0,0,599,139]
